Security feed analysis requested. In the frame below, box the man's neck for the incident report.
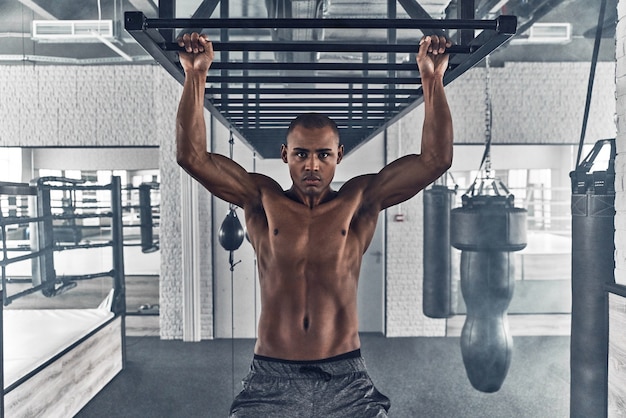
[285,187,337,209]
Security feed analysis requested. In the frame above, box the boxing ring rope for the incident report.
[1,176,126,311]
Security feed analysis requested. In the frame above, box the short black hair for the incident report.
[286,113,340,143]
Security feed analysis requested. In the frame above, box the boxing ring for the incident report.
[0,177,127,417]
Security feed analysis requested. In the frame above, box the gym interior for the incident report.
[0,0,624,417]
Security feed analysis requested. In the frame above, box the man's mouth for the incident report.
[303,176,321,185]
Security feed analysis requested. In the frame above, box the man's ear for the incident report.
[281,144,288,163]
[336,144,344,164]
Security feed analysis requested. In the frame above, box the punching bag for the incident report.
[569,139,615,418]
[451,194,526,393]
[139,183,159,253]
[219,208,245,251]
[423,184,456,318]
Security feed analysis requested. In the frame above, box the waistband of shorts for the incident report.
[253,349,361,365]
[250,349,366,378]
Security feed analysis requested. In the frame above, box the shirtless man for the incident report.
[176,32,453,417]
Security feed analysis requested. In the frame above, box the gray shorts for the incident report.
[229,349,391,417]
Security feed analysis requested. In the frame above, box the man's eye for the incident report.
[319,153,329,159]
[296,152,307,158]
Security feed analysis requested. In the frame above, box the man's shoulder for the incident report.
[337,174,376,195]
[250,172,283,192]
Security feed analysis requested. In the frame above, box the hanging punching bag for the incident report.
[423,184,457,318]
[219,208,245,251]
[451,193,526,393]
[569,139,615,418]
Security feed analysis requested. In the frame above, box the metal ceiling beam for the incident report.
[396,0,446,37]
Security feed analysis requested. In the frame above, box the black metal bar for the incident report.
[142,17,506,31]
[158,0,175,43]
[49,212,113,221]
[4,282,50,304]
[387,0,397,128]
[110,176,126,316]
[218,104,396,111]
[225,109,389,116]
[0,215,47,227]
[222,96,414,104]
[460,0,476,45]
[0,247,51,268]
[59,271,114,281]
[220,0,229,112]
[54,241,113,251]
[206,87,420,95]
[207,75,420,84]
[33,187,55,293]
[606,283,626,298]
[209,61,419,71]
[166,41,475,54]
[243,50,249,130]
[39,184,111,191]
[233,117,386,123]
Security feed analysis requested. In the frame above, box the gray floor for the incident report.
[76,333,570,418]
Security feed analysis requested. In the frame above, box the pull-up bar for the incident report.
[126,15,517,34]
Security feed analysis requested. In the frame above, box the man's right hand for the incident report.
[177,32,214,74]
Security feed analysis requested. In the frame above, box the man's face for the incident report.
[281,125,344,198]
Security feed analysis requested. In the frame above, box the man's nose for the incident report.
[305,155,319,171]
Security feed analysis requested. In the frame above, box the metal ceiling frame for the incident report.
[124,4,517,158]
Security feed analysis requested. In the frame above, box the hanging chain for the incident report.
[228,129,236,212]
[484,54,493,178]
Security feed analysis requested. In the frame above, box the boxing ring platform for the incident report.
[0,178,127,418]
[124,7,517,158]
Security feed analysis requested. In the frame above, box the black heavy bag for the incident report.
[569,139,615,418]
[451,195,526,393]
[423,185,456,318]
[459,250,514,393]
[219,208,245,252]
[139,183,159,253]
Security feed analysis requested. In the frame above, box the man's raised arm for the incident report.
[364,35,454,211]
[176,33,258,208]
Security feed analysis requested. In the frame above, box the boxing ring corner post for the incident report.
[110,175,127,369]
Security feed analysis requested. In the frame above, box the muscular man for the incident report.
[176,32,453,417]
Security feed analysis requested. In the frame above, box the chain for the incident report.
[228,129,236,211]
[484,54,493,178]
